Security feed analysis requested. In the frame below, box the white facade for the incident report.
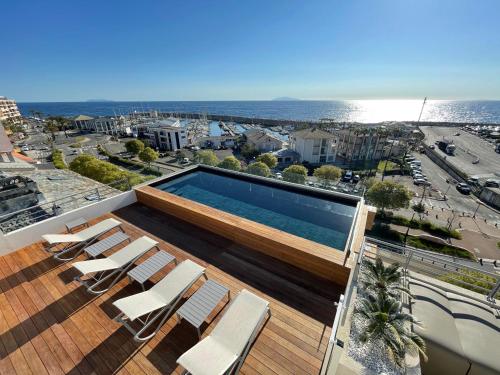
[144,123,187,151]
[0,96,22,124]
[73,115,128,135]
[290,128,337,164]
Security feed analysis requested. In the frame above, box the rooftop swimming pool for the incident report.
[154,169,358,250]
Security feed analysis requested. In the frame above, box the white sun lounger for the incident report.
[113,259,206,342]
[73,236,159,295]
[177,289,270,375]
[43,218,123,261]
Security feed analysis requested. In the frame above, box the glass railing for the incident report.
[0,178,128,234]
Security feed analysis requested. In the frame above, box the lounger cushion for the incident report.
[72,236,158,276]
[177,336,237,375]
[42,218,121,244]
[113,259,205,321]
[177,289,269,375]
[73,258,121,275]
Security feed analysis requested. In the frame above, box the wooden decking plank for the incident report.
[3,252,81,374]
[0,207,341,375]
[15,248,95,374]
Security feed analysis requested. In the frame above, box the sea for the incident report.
[17,100,500,124]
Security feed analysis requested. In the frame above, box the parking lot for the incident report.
[421,126,500,177]
[390,152,500,224]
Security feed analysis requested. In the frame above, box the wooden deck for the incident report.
[0,203,344,375]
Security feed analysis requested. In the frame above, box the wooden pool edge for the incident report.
[135,185,359,286]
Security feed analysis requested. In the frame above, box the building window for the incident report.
[328,155,334,161]
[319,156,326,163]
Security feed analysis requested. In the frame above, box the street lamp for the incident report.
[404,212,416,244]
[473,202,481,219]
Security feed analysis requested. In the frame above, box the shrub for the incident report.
[194,150,219,166]
[218,156,241,171]
[412,202,425,213]
[256,153,278,169]
[69,154,148,190]
[51,149,67,169]
[313,165,342,181]
[439,269,498,296]
[282,165,308,184]
[69,143,82,148]
[246,162,270,177]
[406,237,474,260]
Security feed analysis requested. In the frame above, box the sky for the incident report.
[2,0,500,102]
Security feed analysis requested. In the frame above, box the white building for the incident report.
[289,128,337,164]
[73,115,129,135]
[0,96,22,124]
[244,129,283,152]
[143,120,187,151]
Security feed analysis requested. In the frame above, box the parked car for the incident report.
[352,174,360,183]
[342,170,353,182]
[409,160,421,166]
[456,183,471,194]
[484,179,500,188]
[467,177,480,186]
[414,179,431,186]
[429,145,435,149]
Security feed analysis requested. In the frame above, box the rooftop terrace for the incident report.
[0,203,343,375]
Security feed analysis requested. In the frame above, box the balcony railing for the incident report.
[0,178,128,234]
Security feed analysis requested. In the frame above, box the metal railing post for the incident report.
[404,248,414,271]
[487,279,500,302]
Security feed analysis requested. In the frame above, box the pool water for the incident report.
[155,171,357,250]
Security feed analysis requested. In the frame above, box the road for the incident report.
[421,126,500,177]
[390,151,500,224]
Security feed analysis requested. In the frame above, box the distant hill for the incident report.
[86,99,114,102]
[272,97,300,101]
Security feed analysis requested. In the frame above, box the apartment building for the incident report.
[73,115,129,135]
[143,120,187,151]
[0,96,22,124]
[289,127,337,164]
[335,127,388,168]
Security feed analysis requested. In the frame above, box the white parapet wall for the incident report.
[0,190,137,255]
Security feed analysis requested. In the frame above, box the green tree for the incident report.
[44,118,59,141]
[138,147,159,166]
[125,139,145,155]
[241,143,259,159]
[175,150,187,161]
[313,165,342,181]
[282,165,308,184]
[46,116,71,137]
[366,180,411,212]
[355,293,427,368]
[256,153,278,169]
[246,162,270,177]
[361,258,412,299]
[218,156,241,171]
[194,150,219,166]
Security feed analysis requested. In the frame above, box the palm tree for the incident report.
[361,257,413,298]
[355,292,427,368]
